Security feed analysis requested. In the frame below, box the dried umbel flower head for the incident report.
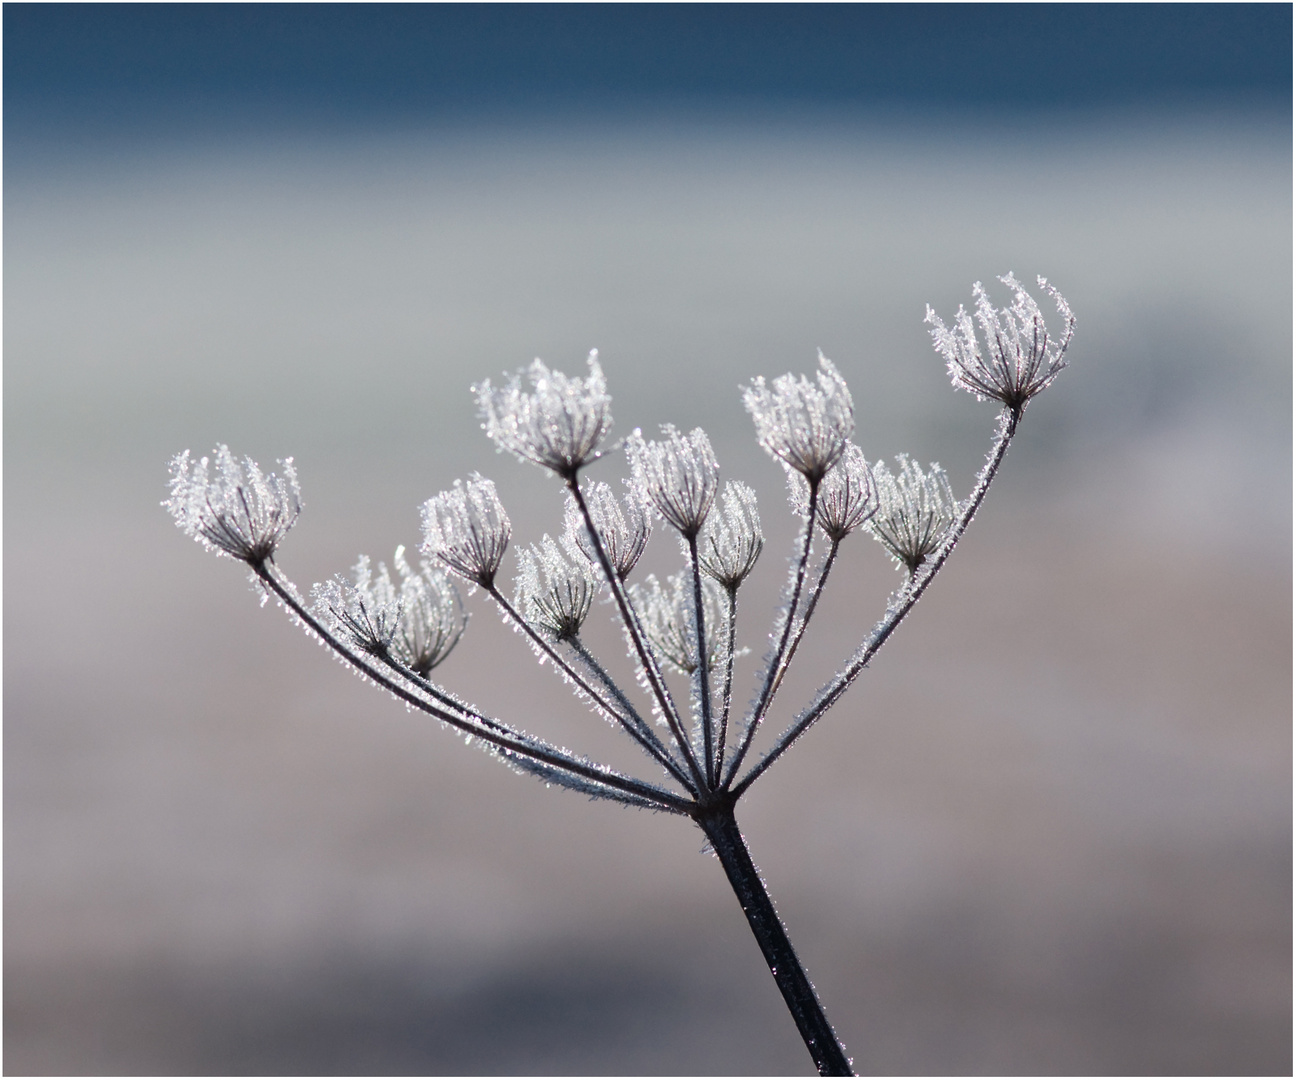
[868,454,957,572]
[391,546,468,676]
[814,443,878,541]
[628,425,720,539]
[926,273,1075,412]
[699,481,763,590]
[515,535,595,642]
[562,481,651,582]
[165,446,301,565]
[420,474,512,588]
[476,351,613,477]
[629,572,723,675]
[312,554,403,658]
[744,352,854,483]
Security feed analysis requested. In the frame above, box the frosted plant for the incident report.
[926,272,1076,414]
[744,351,854,482]
[562,480,651,581]
[868,455,957,573]
[516,534,596,642]
[166,275,1074,1076]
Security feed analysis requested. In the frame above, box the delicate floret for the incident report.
[391,546,468,675]
[312,554,403,658]
[562,481,651,582]
[926,273,1075,411]
[516,535,595,642]
[868,455,957,571]
[476,351,613,477]
[744,353,854,483]
[165,446,301,565]
[811,443,878,541]
[628,425,720,538]
[629,572,723,675]
[699,481,763,590]
[421,474,512,588]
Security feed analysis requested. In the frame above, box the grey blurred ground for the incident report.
[5,113,1291,1074]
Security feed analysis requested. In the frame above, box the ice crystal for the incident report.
[476,351,613,477]
[744,352,854,483]
[699,481,763,590]
[926,273,1075,410]
[312,555,403,658]
[629,572,723,675]
[563,481,651,582]
[516,534,596,642]
[628,425,720,538]
[813,443,878,541]
[421,474,512,588]
[165,446,301,565]
[868,455,957,571]
[391,546,468,676]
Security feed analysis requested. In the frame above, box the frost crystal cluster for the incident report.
[166,274,1074,1078]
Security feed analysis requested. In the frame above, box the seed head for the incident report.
[629,572,723,675]
[516,535,596,642]
[391,546,468,676]
[475,351,613,477]
[562,481,651,582]
[627,425,720,539]
[744,352,854,483]
[165,446,301,565]
[421,474,512,588]
[313,554,403,658]
[868,455,957,572]
[813,443,878,541]
[699,481,763,590]
[926,273,1076,411]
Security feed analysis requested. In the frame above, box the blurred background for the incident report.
[5,5,1291,1074]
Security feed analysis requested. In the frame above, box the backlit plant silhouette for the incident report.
[167,273,1074,1075]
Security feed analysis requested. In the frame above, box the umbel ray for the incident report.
[167,273,1075,1075]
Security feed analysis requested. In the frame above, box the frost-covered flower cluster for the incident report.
[926,273,1076,411]
[516,535,596,642]
[166,445,300,565]
[628,425,720,538]
[167,274,1073,1077]
[476,351,613,476]
[629,571,724,675]
[868,455,957,571]
[744,352,854,483]
[699,481,763,590]
[313,548,468,673]
[562,481,651,582]
[421,475,512,588]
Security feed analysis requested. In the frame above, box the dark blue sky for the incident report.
[6,3,1292,136]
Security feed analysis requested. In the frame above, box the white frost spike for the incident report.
[699,481,763,590]
[165,445,301,564]
[868,455,957,572]
[515,535,595,642]
[312,554,403,658]
[629,572,723,675]
[475,350,613,477]
[627,425,720,538]
[392,546,468,675]
[813,444,878,541]
[743,352,854,482]
[926,273,1076,410]
[420,474,512,587]
[562,481,651,582]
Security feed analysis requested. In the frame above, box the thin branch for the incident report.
[256,562,693,814]
[713,585,739,783]
[567,477,709,792]
[734,407,1018,796]
[687,533,717,788]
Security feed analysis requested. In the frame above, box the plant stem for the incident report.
[697,804,853,1076]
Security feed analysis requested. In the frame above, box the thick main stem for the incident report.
[698,805,853,1076]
